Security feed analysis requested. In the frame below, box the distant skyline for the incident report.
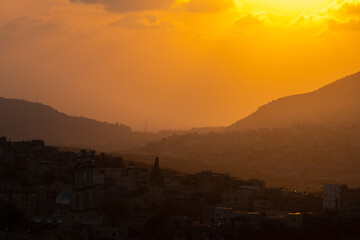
[1,0,360,131]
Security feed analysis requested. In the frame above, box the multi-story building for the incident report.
[322,184,347,211]
[71,151,98,224]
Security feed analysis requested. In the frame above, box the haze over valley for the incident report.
[3,0,360,238]
[2,71,360,188]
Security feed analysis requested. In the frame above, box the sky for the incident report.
[0,0,360,131]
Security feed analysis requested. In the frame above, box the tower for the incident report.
[150,156,162,185]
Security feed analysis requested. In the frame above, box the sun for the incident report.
[245,0,334,15]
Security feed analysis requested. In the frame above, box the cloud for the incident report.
[111,14,173,28]
[321,0,360,31]
[279,0,360,32]
[182,0,235,12]
[328,17,360,30]
[3,16,60,32]
[71,0,235,12]
[70,0,175,12]
[234,11,269,26]
[327,0,360,15]
[291,13,328,26]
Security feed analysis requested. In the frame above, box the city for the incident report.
[1,137,360,239]
[2,0,360,239]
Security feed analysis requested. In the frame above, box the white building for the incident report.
[322,184,347,211]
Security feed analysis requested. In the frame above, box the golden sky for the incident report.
[0,0,360,131]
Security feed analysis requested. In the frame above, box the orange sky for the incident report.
[0,0,360,131]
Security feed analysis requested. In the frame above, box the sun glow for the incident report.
[1,0,360,130]
[247,0,334,15]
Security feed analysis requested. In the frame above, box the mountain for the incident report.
[228,71,360,131]
[0,97,224,150]
[129,71,360,188]
[0,97,141,149]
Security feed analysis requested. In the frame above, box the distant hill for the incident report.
[129,71,360,187]
[228,71,360,131]
[0,97,139,149]
[134,122,360,188]
[0,97,223,150]
[157,126,224,136]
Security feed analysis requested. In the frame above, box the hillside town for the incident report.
[1,137,360,239]
[139,122,360,190]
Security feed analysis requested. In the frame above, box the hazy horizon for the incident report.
[1,0,360,131]
[1,69,359,133]
[3,1,360,238]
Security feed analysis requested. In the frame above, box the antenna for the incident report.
[36,94,39,103]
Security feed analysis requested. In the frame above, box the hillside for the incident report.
[133,122,360,189]
[0,97,223,150]
[228,71,360,131]
[131,72,360,188]
[0,97,143,149]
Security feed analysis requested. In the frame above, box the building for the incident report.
[71,151,98,224]
[322,184,347,211]
[213,207,234,224]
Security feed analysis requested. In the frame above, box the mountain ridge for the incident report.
[0,97,224,150]
[0,96,135,148]
[227,71,360,131]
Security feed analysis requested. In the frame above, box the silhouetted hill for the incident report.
[228,71,360,131]
[0,97,224,150]
[133,122,360,188]
[0,97,140,148]
[157,126,224,136]
[129,72,360,187]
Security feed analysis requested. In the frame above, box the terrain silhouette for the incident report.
[0,97,136,149]
[130,71,360,188]
[228,71,360,131]
[0,97,222,150]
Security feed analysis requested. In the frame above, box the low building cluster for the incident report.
[142,122,360,191]
[1,137,360,239]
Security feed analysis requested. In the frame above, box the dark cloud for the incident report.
[111,14,173,28]
[3,16,59,32]
[71,0,175,12]
[71,0,235,12]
